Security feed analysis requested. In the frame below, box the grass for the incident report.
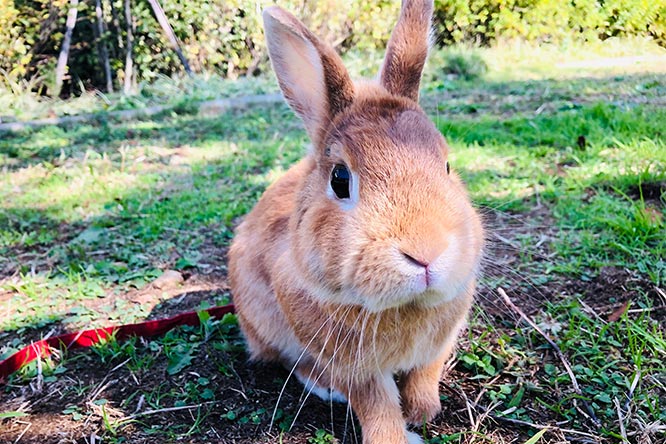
[1,38,665,444]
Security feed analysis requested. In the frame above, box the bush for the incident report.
[0,0,400,95]
[441,51,488,80]
[0,0,664,95]
[433,0,666,45]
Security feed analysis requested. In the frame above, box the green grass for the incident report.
[442,103,666,282]
[1,40,665,444]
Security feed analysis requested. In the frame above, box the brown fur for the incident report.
[228,2,483,443]
[380,0,433,101]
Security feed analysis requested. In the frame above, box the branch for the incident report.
[497,287,601,428]
[146,0,192,75]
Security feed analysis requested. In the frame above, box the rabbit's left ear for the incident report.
[263,6,354,142]
[379,0,433,102]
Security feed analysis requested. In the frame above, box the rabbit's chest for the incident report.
[343,308,456,373]
[382,321,449,371]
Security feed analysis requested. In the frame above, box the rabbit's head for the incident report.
[264,0,483,312]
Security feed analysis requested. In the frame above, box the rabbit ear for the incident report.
[263,7,354,142]
[380,0,433,102]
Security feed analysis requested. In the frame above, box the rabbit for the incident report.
[227,0,484,443]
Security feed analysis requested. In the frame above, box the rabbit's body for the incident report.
[228,2,482,443]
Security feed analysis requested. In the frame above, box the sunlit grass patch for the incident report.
[552,187,665,284]
[546,299,665,429]
[475,36,666,81]
[0,106,310,343]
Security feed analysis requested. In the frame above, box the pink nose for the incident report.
[401,251,429,269]
[401,251,432,287]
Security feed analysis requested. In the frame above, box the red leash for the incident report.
[0,304,235,383]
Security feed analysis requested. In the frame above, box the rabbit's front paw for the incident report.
[402,387,441,426]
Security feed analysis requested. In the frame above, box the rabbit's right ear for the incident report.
[263,7,354,142]
[380,0,433,102]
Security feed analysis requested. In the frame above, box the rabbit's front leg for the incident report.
[343,373,422,444]
[399,346,452,425]
[400,308,471,425]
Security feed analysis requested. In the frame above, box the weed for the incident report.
[308,429,337,444]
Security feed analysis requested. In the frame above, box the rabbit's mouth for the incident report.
[299,229,482,313]
[352,271,477,313]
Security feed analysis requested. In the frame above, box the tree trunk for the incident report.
[54,0,79,96]
[146,0,192,75]
[109,0,124,54]
[95,0,113,92]
[123,0,135,94]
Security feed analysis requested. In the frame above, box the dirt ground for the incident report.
[1,203,664,444]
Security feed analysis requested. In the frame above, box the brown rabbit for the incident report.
[228,1,483,442]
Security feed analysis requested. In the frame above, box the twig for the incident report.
[34,347,44,393]
[109,358,131,374]
[132,394,145,415]
[497,287,601,428]
[129,371,139,385]
[457,385,477,429]
[14,421,31,444]
[227,386,248,401]
[492,232,521,249]
[473,372,503,407]
[614,397,628,442]
[474,401,501,435]
[655,287,666,305]
[122,401,216,421]
[486,410,599,440]
[623,370,640,412]
[627,305,666,314]
[534,234,548,248]
[88,379,118,403]
[576,297,606,324]
[442,355,458,376]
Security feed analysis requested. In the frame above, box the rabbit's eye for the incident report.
[331,164,351,199]
[446,161,450,175]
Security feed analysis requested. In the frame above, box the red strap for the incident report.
[0,304,235,383]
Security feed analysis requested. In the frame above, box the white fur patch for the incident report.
[406,430,425,444]
[295,371,347,403]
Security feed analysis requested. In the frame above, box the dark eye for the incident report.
[331,164,350,199]
[446,161,450,175]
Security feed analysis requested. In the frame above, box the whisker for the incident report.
[297,305,353,405]
[342,309,370,444]
[269,303,347,430]
[289,306,365,430]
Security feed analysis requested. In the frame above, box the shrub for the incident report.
[433,0,666,45]
[0,0,664,95]
[441,51,488,80]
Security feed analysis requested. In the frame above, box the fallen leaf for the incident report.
[607,300,630,322]
[152,270,184,290]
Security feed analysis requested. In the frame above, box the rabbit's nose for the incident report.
[400,250,436,287]
[401,251,429,268]
[399,224,448,269]
[399,239,446,268]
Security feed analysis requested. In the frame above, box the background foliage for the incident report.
[434,0,666,45]
[0,0,665,95]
